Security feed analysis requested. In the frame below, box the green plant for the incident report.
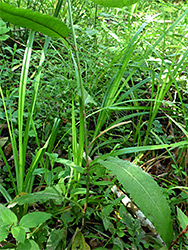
[0,204,51,249]
[0,19,11,41]
[0,0,188,249]
[0,0,68,198]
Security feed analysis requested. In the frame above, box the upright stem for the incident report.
[67,0,89,166]
[67,0,90,229]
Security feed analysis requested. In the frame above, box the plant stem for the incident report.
[67,0,90,229]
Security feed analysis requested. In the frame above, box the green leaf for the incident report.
[0,226,9,241]
[13,187,62,205]
[83,88,97,106]
[0,204,17,226]
[18,239,40,250]
[46,228,66,250]
[0,3,70,38]
[98,157,173,247]
[91,141,188,164]
[93,248,106,250]
[0,20,10,34]
[0,34,9,41]
[19,211,51,228]
[0,19,10,41]
[101,214,113,231]
[177,207,188,239]
[11,226,26,243]
[0,183,12,202]
[0,137,8,148]
[91,0,139,7]
[55,158,84,173]
[70,188,95,196]
[72,229,91,250]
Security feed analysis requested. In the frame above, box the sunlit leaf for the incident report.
[91,0,139,7]
[0,3,70,38]
[19,211,51,228]
[11,226,25,243]
[72,229,91,250]
[0,204,17,225]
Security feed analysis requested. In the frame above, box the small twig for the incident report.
[169,224,188,249]
[88,121,131,148]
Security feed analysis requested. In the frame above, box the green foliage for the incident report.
[0,20,11,41]
[98,157,173,247]
[0,204,51,247]
[91,0,139,7]
[72,229,91,250]
[177,207,188,239]
[46,228,67,250]
[18,239,40,250]
[0,204,17,228]
[19,211,52,228]
[12,187,63,205]
[0,1,64,197]
[0,3,70,38]
[119,205,151,249]
[0,0,188,248]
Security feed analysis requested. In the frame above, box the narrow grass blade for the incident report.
[89,121,131,148]
[0,147,16,195]
[0,183,12,202]
[24,136,51,193]
[72,100,78,164]
[44,118,61,176]
[0,88,19,194]
[18,30,35,193]
[23,36,51,161]
[165,113,188,139]
[91,141,188,164]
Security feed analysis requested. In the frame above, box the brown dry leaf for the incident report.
[4,143,12,157]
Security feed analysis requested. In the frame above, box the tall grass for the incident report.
[0,0,64,199]
[88,7,188,157]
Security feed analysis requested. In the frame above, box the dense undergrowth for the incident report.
[0,0,188,249]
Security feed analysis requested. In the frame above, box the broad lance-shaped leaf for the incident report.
[91,0,139,7]
[98,157,173,247]
[0,3,70,38]
[19,211,52,228]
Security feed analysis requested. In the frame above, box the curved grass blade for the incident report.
[0,3,70,38]
[98,157,173,247]
[91,0,139,7]
[0,183,12,203]
[24,136,51,193]
[91,141,188,164]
